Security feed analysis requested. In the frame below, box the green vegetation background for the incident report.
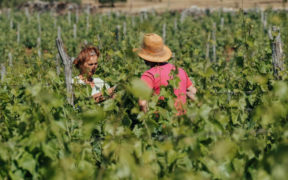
[0,9,288,179]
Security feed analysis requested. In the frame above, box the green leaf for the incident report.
[17,152,36,175]
[81,107,106,123]
[42,142,57,160]
[103,99,116,111]
[128,78,152,100]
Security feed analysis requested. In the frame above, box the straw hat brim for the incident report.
[134,45,172,63]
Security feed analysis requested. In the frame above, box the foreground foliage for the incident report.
[0,9,288,179]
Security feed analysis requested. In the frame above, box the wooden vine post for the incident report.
[56,54,60,76]
[205,23,217,62]
[174,18,178,32]
[180,10,186,23]
[123,22,127,38]
[57,26,61,39]
[54,17,57,29]
[162,23,166,43]
[86,6,90,34]
[97,35,102,50]
[1,64,6,82]
[131,16,135,27]
[143,11,148,20]
[68,11,71,26]
[37,37,42,59]
[227,89,232,103]
[76,8,79,24]
[206,32,211,60]
[25,7,30,23]
[17,24,20,44]
[10,19,13,30]
[115,25,121,41]
[86,5,90,16]
[73,24,77,39]
[7,8,11,19]
[220,17,224,30]
[37,13,41,35]
[140,13,143,23]
[8,52,12,67]
[49,9,53,18]
[268,26,284,79]
[115,12,120,18]
[212,22,217,62]
[99,15,103,24]
[84,40,88,45]
[261,11,267,30]
[107,11,111,20]
[56,37,74,106]
[86,15,90,34]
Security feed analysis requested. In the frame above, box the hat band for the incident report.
[141,47,166,57]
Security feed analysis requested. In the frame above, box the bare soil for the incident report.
[83,0,288,13]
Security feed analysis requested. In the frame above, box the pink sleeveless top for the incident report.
[141,63,193,114]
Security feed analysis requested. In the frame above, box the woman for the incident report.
[73,46,114,102]
[134,33,197,115]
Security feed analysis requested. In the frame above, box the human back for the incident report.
[141,63,192,111]
[135,33,197,114]
[141,63,192,106]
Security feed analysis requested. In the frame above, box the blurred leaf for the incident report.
[128,78,152,100]
[17,152,36,175]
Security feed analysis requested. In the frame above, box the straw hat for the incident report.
[134,33,172,62]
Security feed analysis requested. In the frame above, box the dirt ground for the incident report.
[83,0,288,13]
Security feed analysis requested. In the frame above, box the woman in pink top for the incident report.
[134,33,197,114]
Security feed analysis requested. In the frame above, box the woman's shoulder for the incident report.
[93,77,105,84]
[155,63,174,72]
[93,77,110,89]
[142,68,155,77]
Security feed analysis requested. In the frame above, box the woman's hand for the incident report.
[93,86,117,103]
[139,99,148,113]
[187,85,197,101]
[93,92,105,103]
[107,86,116,96]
